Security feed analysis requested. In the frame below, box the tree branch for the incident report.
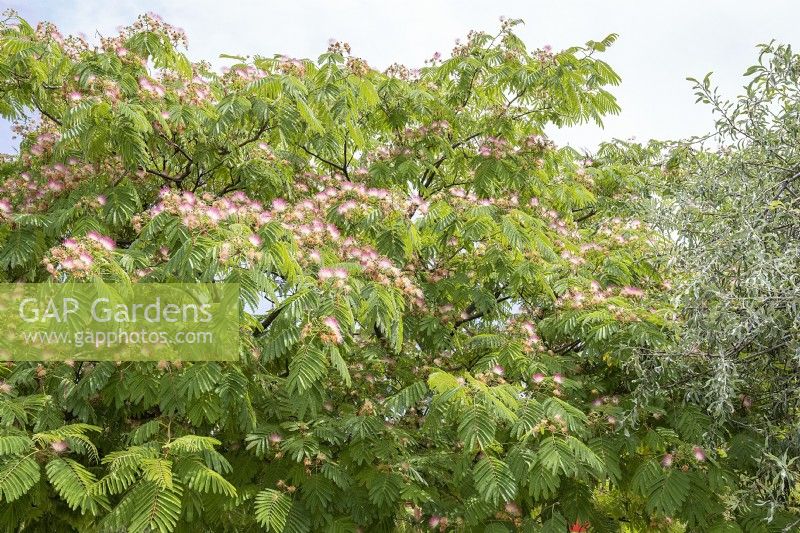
[299,144,347,173]
[255,306,283,338]
[454,294,513,328]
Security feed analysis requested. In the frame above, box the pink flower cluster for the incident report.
[27,132,59,158]
[556,282,646,310]
[346,57,370,77]
[523,134,553,150]
[218,234,264,266]
[321,316,343,344]
[443,188,553,224]
[137,181,427,309]
[277,56,307,77]
[478,137,512,158]
[369,144,417,162]
[340,240,425,307]
[327,39,352,55]
[118,12,187,48]
[542,208,577,238]
[284,173,398,209]
[139,76,166,98]
[520,321,543,351]
[135,189,270,232]
[535,45,556,64]
[50,440,69,453]
[277,173,415,252]
[282,206,343,249]
[591,395,620,408]
[178,75,215,105]
[425,51,443,65]
[692,446,706,462]
[137,69,216,107]
[560,249,587,267]
[97,78,124,102]
[34,21,65,46]
[384,63,421,81]
[400,121,451,141]
[619,286,645,298]
[427,516,449,530]
[318,266,349,286]
[223,64,268,83]
[597,217,643,246]
[661,447,706,468]
[44,232,116,278]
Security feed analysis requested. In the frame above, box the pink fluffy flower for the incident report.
[218,243,231,262]
[87,231,115,251]
[100,237,115,251]
[51,440,69,453]
[661,453,673,468]
[532,373,545,384]
[248,234,263,247]
[692,446,706,462]
[504,501,521,516]
[553,373,564,384]
[620,286,645,298]
[206,207,223,222]
[322,316,343,344]
[337,200,358,215]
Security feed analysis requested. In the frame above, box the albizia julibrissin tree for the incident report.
[0,10,787,533]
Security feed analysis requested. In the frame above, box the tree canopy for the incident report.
[0,10,797,533]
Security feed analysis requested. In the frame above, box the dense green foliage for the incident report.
[0,10,797,532]
[626,41,800,525]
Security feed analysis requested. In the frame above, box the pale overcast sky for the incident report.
[3,0,799,154]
